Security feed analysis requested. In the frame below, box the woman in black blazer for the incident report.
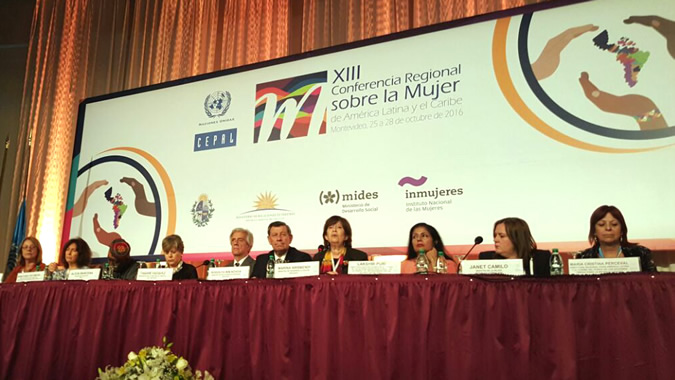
[161,234,198,280]
[314,215,368,274]
[479,217,550,276]
[577,205,656,272]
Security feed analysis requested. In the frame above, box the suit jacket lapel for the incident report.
[286,248,297,262]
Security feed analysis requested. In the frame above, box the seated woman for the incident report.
[47,238,93,280]
[479,217,550,276]
[578,205,656,272]
[402,223,457,274]
[161,234,198,280]
[314,215,368,274]
[4,237,46,283]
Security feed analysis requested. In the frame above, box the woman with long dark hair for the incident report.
[402,222,457,274]
[47,237,93,280]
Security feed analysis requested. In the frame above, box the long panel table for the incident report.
[1,274,674,379]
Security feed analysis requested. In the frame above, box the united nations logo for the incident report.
[204,91,231,118]
[191,194,215,227]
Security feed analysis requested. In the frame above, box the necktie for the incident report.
[276,259,283,264]
[235,262,240,267]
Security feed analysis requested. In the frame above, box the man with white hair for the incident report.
[226,228,255,277]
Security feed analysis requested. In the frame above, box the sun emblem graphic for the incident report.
[254,192,278,210]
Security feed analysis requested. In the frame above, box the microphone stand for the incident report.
[457,237,483,274]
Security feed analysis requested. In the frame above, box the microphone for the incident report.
[316,245,326,254]
[457,236,483,273]
[196,259,211,268]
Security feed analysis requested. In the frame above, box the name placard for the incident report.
[348,261,401,275]
[67,268,101,281]
[207,267,249,280]
[136,268,173,281]
[460,259,526,276]
[568,257,641,275]
[16,272,46,283]
[274,261,319,279]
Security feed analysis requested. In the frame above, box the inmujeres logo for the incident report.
[399,175,463,213]
[254,71,328,143]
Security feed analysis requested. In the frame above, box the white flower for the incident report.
[176,357,188,370]
[97,339,209,380]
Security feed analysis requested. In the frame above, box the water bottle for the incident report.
[266,254,275,278]
[156,258,161,268]
[102,262,113,280]
[415,249,429,274]
[209,258,216,268]
[550,248,563,276]
[435,250,448,274]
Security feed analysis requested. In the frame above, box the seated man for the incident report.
[252,221,311,278]
[108,238,139,280]
[226,228,256,277]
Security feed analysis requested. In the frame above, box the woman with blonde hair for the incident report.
[4,237,45,283]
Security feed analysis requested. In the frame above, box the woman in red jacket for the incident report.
[4,237,45,283]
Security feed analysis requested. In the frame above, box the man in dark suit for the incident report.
[251,221,311,278]
[226,228,255,277]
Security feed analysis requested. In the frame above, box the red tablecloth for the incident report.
[1,274,674,379]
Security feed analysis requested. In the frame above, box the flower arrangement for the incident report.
[96,337,213,380]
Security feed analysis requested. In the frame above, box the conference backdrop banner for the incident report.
[64,0,675,259]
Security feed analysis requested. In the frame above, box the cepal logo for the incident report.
[204,91,231,118]
[254,71,328,143]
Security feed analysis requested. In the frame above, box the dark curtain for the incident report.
[2,274,674,379]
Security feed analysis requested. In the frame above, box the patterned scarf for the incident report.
[320,250,345,274]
